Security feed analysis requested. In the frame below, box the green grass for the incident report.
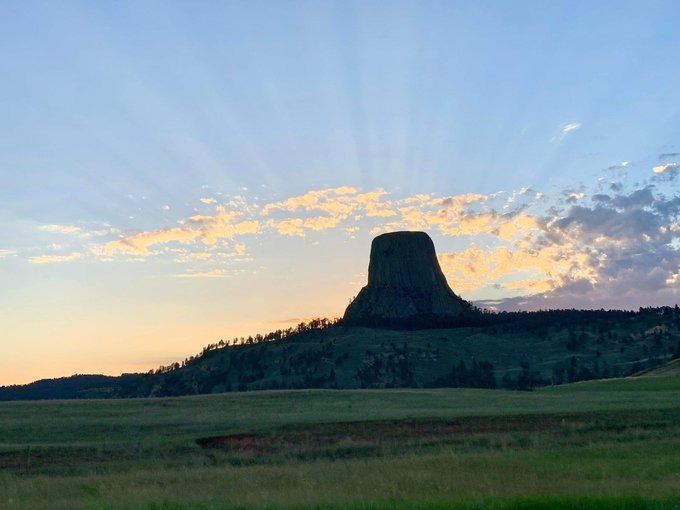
[2,376,680,509]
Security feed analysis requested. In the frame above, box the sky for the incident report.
[1,1,680,385]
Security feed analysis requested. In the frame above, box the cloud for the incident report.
[97,227,201,256]
[479,184,680,310]
[0,249,17,260]
[261,187,396,236]
[605,161,629,171]
[269,218,304,237]
[29,252,82,264]
[200,197,216,204]
[653,163,677,174]
[173,269,230,278]
[76,174,677,311]
[38,224,81,234]
[565,191,585,203]
[438,242,593,294]
[184,206,260,245]
[372,193,537,243]
[262,186,359,216]
[562,122,581,133]
[659,152,680,160]
[551,122,582,142]
[37,223,116,239]
[96,206,260,256]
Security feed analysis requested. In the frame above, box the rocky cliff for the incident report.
[343,231,471,328]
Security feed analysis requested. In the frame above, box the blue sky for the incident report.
[1,1,679,384]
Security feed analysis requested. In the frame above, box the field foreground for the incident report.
[1,376,680,509]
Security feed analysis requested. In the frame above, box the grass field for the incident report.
[1,375,680,509]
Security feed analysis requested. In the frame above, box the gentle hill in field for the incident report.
[2,306,679,400]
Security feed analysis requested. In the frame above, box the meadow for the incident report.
[1,374,680,509]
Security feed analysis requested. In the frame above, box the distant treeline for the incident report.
[153,305,680,376]
[152,317,341,375]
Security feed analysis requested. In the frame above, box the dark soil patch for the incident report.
[194,414,578,459]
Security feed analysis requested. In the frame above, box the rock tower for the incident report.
[343,231,471,328]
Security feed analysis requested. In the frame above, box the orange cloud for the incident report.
[99,227,200,256]
[652,163,677,174]
[96,206,260,256]
[173,269,229,278]
[438,243,595,294]
[29,252,82,264]
[261,186,359,216]
[270,218,305,237]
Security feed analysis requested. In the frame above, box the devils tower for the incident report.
[343,231,472,328]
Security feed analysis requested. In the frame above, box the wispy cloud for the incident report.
[38,224,81,234]
[37,223,116,239]
[551,122,582,142]
[562,122,581,133]
[200,197,216,204]
[173,269,230,278]
[0,249,17,260]
[95,206,259,256]
[29,252,82,264]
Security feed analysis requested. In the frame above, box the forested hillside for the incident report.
[3,306,679,400]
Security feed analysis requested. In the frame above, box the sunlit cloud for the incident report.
[652,162,677,174]
[269,218,304,237]
[262,186,359,215]
[173,269,230,278]
[200,197,216,204]
[96,206,259,256]
[38,223,116,239]
[97,227,201,256]
[262,187,395,236]
[0,249,17,260]
[41,169,677,310]
[29,252,82,264]
[214,245,247,262]
[563,188,586,204]
[438,243,594,294]
[184,206,260,245]
[38,224,81,234]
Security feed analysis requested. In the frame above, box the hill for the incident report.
[2,306,679,400]
[635,357,680,377]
